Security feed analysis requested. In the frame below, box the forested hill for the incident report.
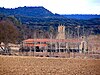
[0,6,100,29]
[0,6,100,19]
[0,6,57,18]
[0,6,100,39]
[62,14,100,20]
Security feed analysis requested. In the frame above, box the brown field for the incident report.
[0,55,100,75]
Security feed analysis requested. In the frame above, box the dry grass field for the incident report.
[0,55,100,75]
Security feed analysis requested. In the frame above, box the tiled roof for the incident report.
[23,38,82,43]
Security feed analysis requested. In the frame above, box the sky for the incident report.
[0,0,100,14]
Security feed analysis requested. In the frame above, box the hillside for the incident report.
[0,6,100,36]
[0,7,100,19]
[0,6,56,18]
[0,7,100,25]
[62,14,100,20]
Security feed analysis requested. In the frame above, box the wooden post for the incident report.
[59,42,61,57]
[30,47,31,56]
[68,43,70,58]
[34,31,36,57]
[55,43,57,52]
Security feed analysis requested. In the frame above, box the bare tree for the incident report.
[0,20,19,54]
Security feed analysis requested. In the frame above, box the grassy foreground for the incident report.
[0,55,100,75]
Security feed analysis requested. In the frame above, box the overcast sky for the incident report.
[0,0,100,14]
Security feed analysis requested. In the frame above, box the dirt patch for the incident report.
[0,55,100,75]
